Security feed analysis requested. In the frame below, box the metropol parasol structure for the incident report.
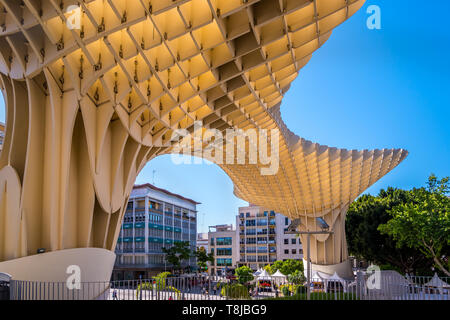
[0,0,407,289]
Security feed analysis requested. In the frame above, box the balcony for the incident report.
[257,257,268,262]
[257,212,267,217]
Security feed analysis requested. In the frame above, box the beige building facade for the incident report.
[208,224,238,275]
[196,232,209,253]
[0,0,407,288]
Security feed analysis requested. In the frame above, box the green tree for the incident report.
[287,269,305,284]
[193,247,214,272]
[162,241,191,271]
[235,265,254,284]
[266,259,303,275]
[152,271,171,289]
[346,187,432,274]
[378,175,450,276]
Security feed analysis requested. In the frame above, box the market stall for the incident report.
[257,270,273,292]
[271,270,287,285]
[423,273,450,295]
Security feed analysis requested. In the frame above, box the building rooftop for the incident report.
[133,183,200,205]
[208,224,234,232]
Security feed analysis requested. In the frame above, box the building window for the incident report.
[216,248,232,256]
[256,237,267,244]
[284,239,288,245]
[216,258,232,266]
[284,249,289,254]
[285,217,289,225]
[216,237,232,245]
[291,238,296,245]
[246,219,256,227]
[292,249,296,254]
[210,238,214,245]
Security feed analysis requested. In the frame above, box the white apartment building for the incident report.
[236,204,303,270]
[113,183,199,280]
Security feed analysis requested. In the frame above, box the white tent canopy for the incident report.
[272,270,286,278]
[310,271,328,281]
[253,268,263,276]
[424,273,450,289]
[271,270,286,284]
[327,272,347,286]
[257,270,272,280]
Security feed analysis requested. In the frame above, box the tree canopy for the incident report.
[161,241,191,270]
[378,174,450,276]
[193,247,214,272]
[346,187,432,274]
[235,266,254,284]
[265,259,303,275]
[346,174,450,276]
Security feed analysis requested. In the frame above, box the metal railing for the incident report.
[10,276,248,300]
[7,273,450,301]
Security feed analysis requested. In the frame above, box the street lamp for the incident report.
[285,217,333,300]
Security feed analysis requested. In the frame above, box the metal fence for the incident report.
[7,273,450,301]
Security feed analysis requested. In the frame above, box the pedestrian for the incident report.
[112,289,118,300]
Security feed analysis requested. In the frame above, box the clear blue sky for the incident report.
[0,1,448,233]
